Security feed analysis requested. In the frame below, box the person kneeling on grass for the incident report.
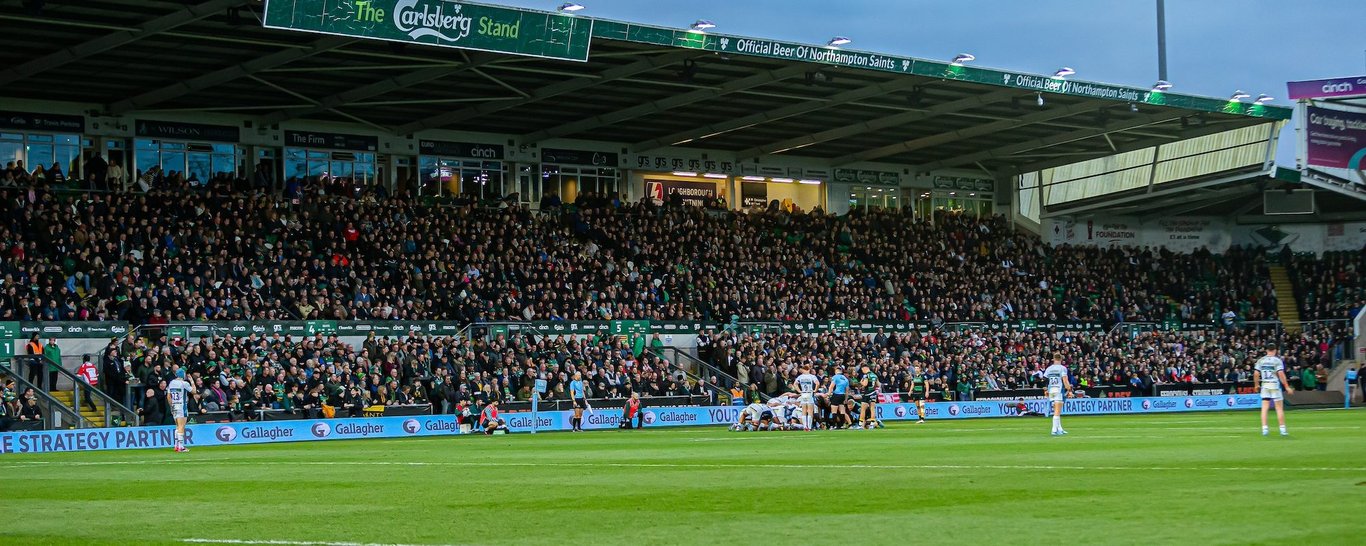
[1014,399,1042,417]
[619,392,642,429]
[480,400,506,435]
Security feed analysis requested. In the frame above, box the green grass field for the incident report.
[1,410,1363,545]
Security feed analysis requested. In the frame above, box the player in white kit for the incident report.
[794,365,820,431]
[732,401,768,431]
[766,394,796,430]
[1043,354,1072,436]
[1254,344,1293,436]
[167,368,194,452]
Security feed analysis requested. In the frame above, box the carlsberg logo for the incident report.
[393,0,474,42]
[385,1,523,44]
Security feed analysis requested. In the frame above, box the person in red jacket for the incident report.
[620,392,643,429]
[480,399,505,435]
[76,354,99,411]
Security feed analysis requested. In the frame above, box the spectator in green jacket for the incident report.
[1301,367,1317,391]
[43,338,62,390]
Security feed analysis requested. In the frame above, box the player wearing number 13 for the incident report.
[167,369,194,453]
[1254,344,1293,436]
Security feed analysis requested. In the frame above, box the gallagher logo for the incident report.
[894,406,907,418]
[311,422,332,438]
[960,405,992,416]
[947,404,960,416]
[1141,400,1152,410]
[1184,398,1194,409]
[215,426,237,442]
[335,423,384,437]
[402,419,421,434]
[642,411,657,425]
[424,419,459,433]
[1226,397,1236,407]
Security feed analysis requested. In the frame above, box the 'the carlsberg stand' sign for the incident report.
[263,0,593,61]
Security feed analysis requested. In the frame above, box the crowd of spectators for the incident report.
[0,170,1312,327]
[109,322,1345,425]
[102,329,712,426]
[1288,250,1364,321]
[2,167,1360,427]
[698,324,1347,401]
[0,378,44,431]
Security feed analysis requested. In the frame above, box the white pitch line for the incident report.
[5,459,1363,473]
[180,539,459,546]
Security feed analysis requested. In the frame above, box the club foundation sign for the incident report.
[263,0,593,62]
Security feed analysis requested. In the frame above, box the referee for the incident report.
[569,372,587,432]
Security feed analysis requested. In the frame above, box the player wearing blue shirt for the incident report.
[569,372,587,432]
[827,367,852,429]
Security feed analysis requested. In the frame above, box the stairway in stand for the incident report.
[1268,264,1301,335]
[49,390,106,427]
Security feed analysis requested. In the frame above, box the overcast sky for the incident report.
[498,0,1366,167]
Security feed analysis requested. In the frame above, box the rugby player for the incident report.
[907,364,929,423]
[794,365,820,431]
[858,366,881,429]
[1254,344,1293,436]
[1043,354,1072,436]
[167,369,194,452]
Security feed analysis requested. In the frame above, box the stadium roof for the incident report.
[0,0,1293,175]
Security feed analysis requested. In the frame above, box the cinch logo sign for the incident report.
[1324,82,1354,94]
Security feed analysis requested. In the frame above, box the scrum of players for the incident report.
[730,364,909,431]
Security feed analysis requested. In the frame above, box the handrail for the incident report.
[653,346,768,403]
[0,360,93,429]
[12,355,140,427]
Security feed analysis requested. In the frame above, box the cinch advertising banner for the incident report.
[1287,76,1366,100]
[0,414,461,455]
[2,396,1259,454]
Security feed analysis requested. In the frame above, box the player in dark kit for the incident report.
[908,365,928,423]
[858,366,881,429]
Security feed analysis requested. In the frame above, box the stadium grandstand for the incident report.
[1,1,1363,544]
[0,0,1361,426]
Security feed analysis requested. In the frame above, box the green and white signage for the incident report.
[589,21,1292,121]
[263,0,593,61]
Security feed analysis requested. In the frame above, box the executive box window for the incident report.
[916,190,994,219]
[848,186,902,211]
[541,165,619,204]
[284,148,376,185]
[136,139,241,183]
[2,132,80,176]
[417,157,505,199]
